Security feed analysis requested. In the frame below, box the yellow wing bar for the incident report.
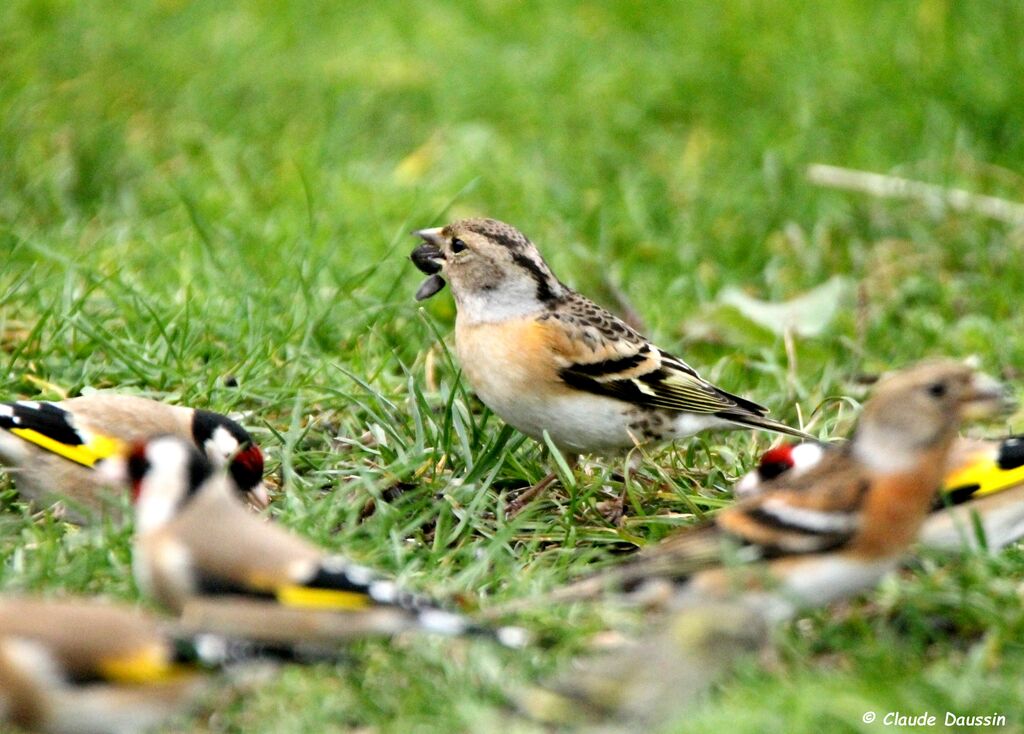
[97,644,191,684]
[10,427,124,468]
[944,460,1024,499]
[276,585,374,611]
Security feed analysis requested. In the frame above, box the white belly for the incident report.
[755,557,896,622]
[920,493,1024,552]
[776,555,896,611]
[475,386,727,454]
[679,555,898,623]
[481,388,635,453]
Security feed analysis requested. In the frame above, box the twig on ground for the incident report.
[807,164,1024,225]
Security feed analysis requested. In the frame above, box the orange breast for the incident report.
[850,469,944,558]
[455,317,567,399]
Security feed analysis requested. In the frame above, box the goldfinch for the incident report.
[0,596,218,734]
[0,395,268,523]
[105,436,525,648]
[548,361,1009,619]
[736,435,1024,551]
[410,218,813,458]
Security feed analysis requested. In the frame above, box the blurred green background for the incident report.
[5,0,1024,379]
[3,1,1024,732]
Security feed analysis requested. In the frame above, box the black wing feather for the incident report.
[0,401,84,445]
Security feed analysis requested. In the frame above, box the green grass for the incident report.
[3,0,1024,731]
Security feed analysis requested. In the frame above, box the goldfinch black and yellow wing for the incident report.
[161,499,525,647]
[0,401,124,468]
[273,557,526,647]
[941,436,1024,506]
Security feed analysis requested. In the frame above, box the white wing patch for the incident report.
[760,497,860,534]
[416,609,469,636]
[341,563,375,586]
[633,380,658,397]
[368,580,398,604]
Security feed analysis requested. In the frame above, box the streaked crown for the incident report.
[411,218,567,322]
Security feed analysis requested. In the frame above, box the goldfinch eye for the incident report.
[451,238,468,253]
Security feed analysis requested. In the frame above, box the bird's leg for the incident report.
[505,473,558,517]
[506,453,580,518]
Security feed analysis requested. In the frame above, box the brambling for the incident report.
[103,436,525,648]
[547,361,1010,619]
[0,596,222,734]
[410,218,813,460]
[737,435,1024,551]
[0,394,268,523]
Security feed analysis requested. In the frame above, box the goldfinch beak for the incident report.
[96,455,129,485]
[963,373,1015,419]
[247,482,272,510]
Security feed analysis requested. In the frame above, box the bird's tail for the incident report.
[174,630,347,669]
[270,557,528,649]
[721,411,816,442]
[176,633,295,669]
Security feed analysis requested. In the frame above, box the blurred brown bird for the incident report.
[737,434,1024,552]
[551,361,1010,619]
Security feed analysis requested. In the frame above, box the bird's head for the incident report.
[734,442,826,498]
[853,360,1013,471]
[191,410,269,509]
[98,436,213,532]
[410,218,567,321]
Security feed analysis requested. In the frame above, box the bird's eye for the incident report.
[451,238,468,254]
[928,382,947,398]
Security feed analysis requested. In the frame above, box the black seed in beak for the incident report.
[411,243,444,275]
[415,274,446,301]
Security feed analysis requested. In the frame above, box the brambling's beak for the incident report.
[413,227,446,249]
[411,228,447,300]
[963,372,1016,419]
